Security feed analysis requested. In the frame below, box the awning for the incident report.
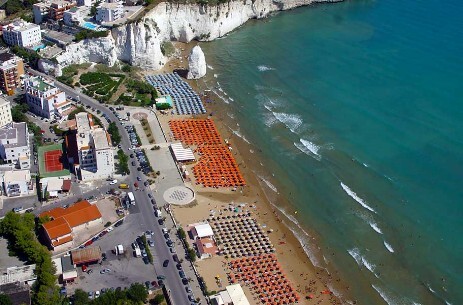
[170,143,195,162]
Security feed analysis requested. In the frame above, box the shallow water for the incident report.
[200,0,463,304]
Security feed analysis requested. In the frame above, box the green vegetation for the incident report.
[74,29,109,42]
[56,63,91,86]
[141,235,153,264]
[10,45,40,68]
[80,72,125,102]
[160,41,175,57]
[0,212,60,305]
[177,227,196,262]
[71,283,148,305]
[11,103,43,145]
[150,294,165,305]
[0,294,13,305]
[141,119,155,144]
[51,124,65,136]
[3,0,37,16]
[118,79,158,107]
[116,149,130,175]
[107,122,121,145]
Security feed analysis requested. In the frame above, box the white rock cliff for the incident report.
[49,0,339,72]
[187,46,206,79]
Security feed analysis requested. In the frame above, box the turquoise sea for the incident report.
[199,0,463,304]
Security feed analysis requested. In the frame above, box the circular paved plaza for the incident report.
[163,186,195,205]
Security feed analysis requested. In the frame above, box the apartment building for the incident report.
[24,76,73,119]
[67,112,114,181]
[96,2,123,23]
[0,52,25,95]
[49,0,76,21]
[0,122,31,169]
[77,0,96,7]
[0,169,33,197]
[0,97,12,128]
[2,20,42,48]
[63,6,90,26]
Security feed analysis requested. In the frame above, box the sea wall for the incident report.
[50,0,339,73]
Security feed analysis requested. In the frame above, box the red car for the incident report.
[134,182,138,187]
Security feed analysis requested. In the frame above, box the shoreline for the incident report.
[155,42,353,305]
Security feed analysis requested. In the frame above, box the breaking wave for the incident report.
[383,241,395,253]
[294,139,321,161]
[273,112,303,133]
[258,65,276,72]
[259,176,278,193]
[348,248,378,276]
[340,182,377,213]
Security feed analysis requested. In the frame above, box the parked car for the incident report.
[163,259,169,267]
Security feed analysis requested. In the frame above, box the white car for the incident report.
[95,291,100,298]
[109,179,118,185]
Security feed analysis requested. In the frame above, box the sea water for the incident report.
[200,0,463,304]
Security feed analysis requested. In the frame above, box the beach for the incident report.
[153,41,349,305]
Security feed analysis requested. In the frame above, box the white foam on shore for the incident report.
[383,240,395,253]
[259,176,278,193]
[207,64,214,70]
[272,205,322,268]
[258,65,276,72]
[370,222,383,234]
[294,139,321,161]
[340,182,377,213]
[372,284,401,305]
[273,112,303,133]
[231,129,250,144]
[347,248,379,277]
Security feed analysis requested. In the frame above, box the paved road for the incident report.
[28,69,204,305]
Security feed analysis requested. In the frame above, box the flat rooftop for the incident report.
[0,122,28,148]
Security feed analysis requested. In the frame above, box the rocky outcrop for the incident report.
[38,59,62,77]
[187,46,206,79]
[47,0,339,72]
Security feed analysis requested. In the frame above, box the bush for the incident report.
[104,221,111,227]
[74,29,108,42]
[107,122,121,145]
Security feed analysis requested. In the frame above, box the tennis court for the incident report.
[38,144,70,178]
[44,150,64,172]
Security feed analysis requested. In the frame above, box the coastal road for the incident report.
[27,69,201,305]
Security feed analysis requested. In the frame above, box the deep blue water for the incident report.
[200,0,463,304]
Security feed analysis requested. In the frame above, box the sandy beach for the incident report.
[151,41,349,305]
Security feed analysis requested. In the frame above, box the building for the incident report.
[25,76,72,119]
[0,53,25,96]
[33,3,50,24]
[210,284,250,305]
[53,255,77,283]
[1,20,42,48]
[63,6,90,26]
[0,282,31,305]
[0,169,33,197]
[77,0,96,7]
[70,246,101,266]
[0,265,36,286]
[39,200,103,249]
[49,0,76,21]
[0,97,12,127]
[0,122,31,169]
[96,2,123,23]
[191,223,214,240]
[67,112,114,181]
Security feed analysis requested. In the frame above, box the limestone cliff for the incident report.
[187,45,207,79]
[49,0,339,72]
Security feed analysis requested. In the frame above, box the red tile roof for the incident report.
[42,217,72,240]
[51,235,74,247]
[40,200,102,242]
[62,179,71,191]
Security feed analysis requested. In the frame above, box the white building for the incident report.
[77,0,96,6]
[0,122,30,169]
[25,76,72,119]
[72,112,114,181]
[63,6,90,26]
[96,2,123,23]
[210,284,250,305]
[0,169,34,197]
[0,97,12,128]
[1,20,42,48]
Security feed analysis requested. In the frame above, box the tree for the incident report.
[126,283,147,304]
[150,294,165,305]
[0,294,12,305]
[72,289,89,305]
[108,122,121,145]
[11,104,29,123]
